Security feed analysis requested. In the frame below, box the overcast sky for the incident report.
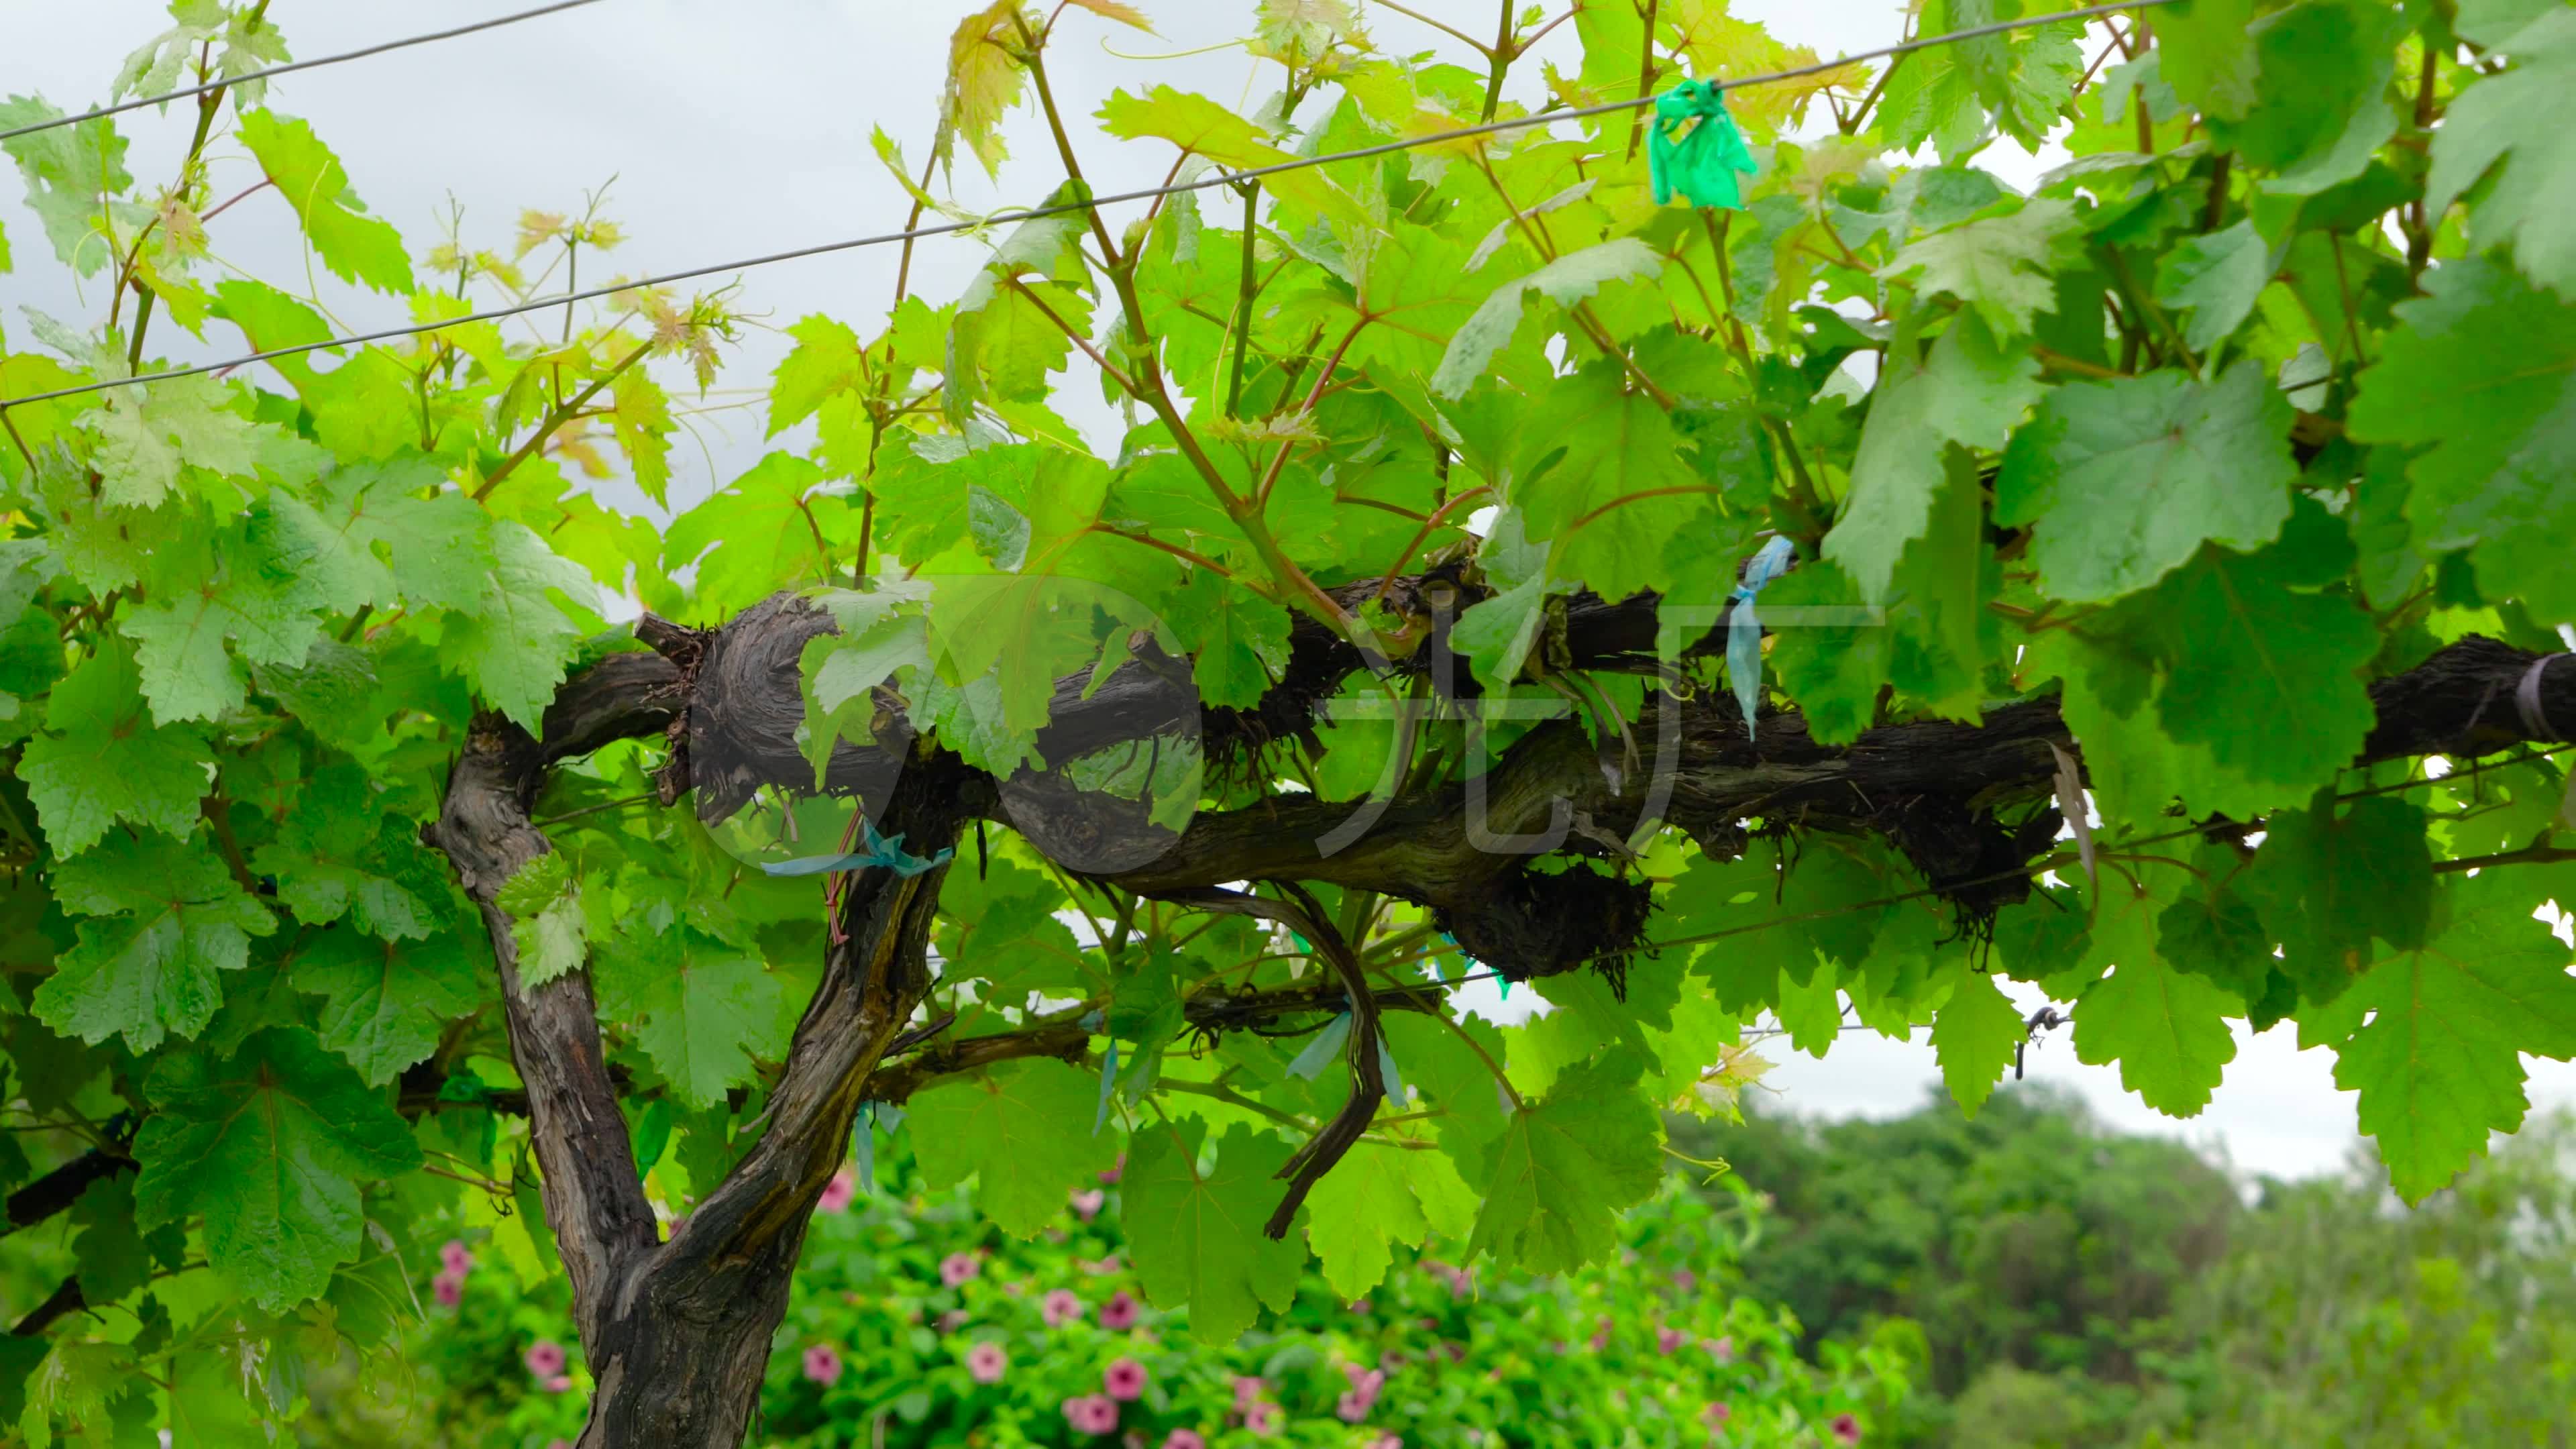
[8,0,2571,1183]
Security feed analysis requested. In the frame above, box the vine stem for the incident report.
[474,343,651,501]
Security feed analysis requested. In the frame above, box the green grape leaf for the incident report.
[290,930,486,1085]
[19,642,212,855]
[1430,239,1662,398]
[2121,523,2379,796]
[444,521,596,730]
[2240,791,2432,1008]
[1303,1138,1477,1300]
[768,314,865,438]
[2152,220,2279,354]
[2324,873,2576,1201]
[1381,1010,1511,1155]
[1930,968,2026,1118]
[2071,881,2239,1117]
[69,1175,160,1309]
[236,111,415,294]
[2347,258,2576,627]
[166,1348,269,1448]
[83,373,263,509]
[2424,7,2576,297]
[121,513,327,724]
[1997,360,2298,602]
[611,368,674,508]
[496,853,585,991]
[34,831,276,1053]
[1124,1120,1304,1343]
[665,452,852,616]
[1879,199,2078,337]
[594,925,790,1110]
[133,1026,423,1309]
[0,99,136,275]
[1173,568,1288,708]
[906,1058,1118,1236]
[266,454,485,614]
[1099,85,1367,228]
[1465,1049,1663,1275]
[1514,362,1705,602]
[2156,0,2260,119]
[1824,315,2039,602]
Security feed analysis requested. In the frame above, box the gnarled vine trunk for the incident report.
[423,591,2575,1444]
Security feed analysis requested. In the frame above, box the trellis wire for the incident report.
[0,0,2174,411]
[0,0,612,144]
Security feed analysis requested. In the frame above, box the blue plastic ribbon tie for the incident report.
[1375,1035,1408,1107]
[1285,1012,1354,1079]
[1728,536,1798,741]
[759,816,956,878]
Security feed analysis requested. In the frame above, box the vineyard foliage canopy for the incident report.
[2,0,2575,1441]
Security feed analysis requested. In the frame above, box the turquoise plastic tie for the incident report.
[759,816,954,878]
[1649,79,1758,211]
[1729,535,1799,741]
[1285,1012,1354,1079]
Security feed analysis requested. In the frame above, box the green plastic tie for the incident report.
[1648,79,1758,211]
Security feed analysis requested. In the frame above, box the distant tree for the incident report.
[1688,1087,2236,1405]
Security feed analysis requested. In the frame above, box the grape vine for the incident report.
[1,0,2572,1443]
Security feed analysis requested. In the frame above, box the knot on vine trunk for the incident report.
[1434,864,1655,994]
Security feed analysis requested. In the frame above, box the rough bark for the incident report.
[423,587,2572,1446]
[425,643,971,1447]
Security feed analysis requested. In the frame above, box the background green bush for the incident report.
[299,1146,1912,1448]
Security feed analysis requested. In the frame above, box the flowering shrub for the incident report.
[343,1159,1911,1448]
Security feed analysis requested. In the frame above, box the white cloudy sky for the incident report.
[7,0,2571,1181]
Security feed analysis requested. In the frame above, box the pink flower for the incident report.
[1061,1393,1120,1434]
[433,1271,464,1307]
[1703,1403,1732,1430]
[543,1375,573,1393]
[1103,1357,1147,1401]
[1044,1289,1086,1327]
[1658,1325,1688,1354]
[524,1341,566,1378]
[1367,1436,1403,1449]
[1589,1327,1611,1352]
[1232,1376,1266,1413]
[1242,1401,1280,1436]
[940,1252,981,1287]
[817,1167,857,1214]
[1338,1363,1385,1420]
[1671,1268,1698,1294]
[1705,1336,1735,1362]
[438,1239,473,1276]
[1099,1155,1125,1184]
[938,1309,970,1334]
[802,1344,843,1386]
[966,1341,1009,1384]
[1161,1433,1206,1449]
[1101,1289,1141,1330]
[1070,1188,1106,1220]
[1831,1413,1863,1446]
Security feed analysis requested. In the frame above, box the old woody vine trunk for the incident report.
[3,0,2575,1443]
